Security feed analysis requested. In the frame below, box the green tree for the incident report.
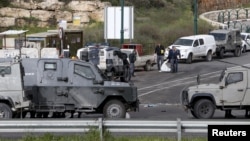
[0,0,10,8]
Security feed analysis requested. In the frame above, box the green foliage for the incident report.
[0,0,10,8]
[8,0,213,49]
[87,0,212,48]
[0,132,208,141]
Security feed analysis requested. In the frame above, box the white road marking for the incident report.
[138,63,250,97]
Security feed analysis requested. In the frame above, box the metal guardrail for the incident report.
[0,118,250,141]
[200,8,250,30]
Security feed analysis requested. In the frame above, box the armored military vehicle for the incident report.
[209,29,242,58]
[181,65,250,119]
[0,58,138,119]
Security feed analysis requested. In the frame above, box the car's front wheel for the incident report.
[234,47,241,57]
[144,61,151,71]
[0,103,12,119]
[193,99,215,119]
[103,100,126,118]
[206,51,212,62]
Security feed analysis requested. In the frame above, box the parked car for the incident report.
[121,44,156,71]
[209,29,242,58]
[165,34,216,63]
[241,32,250,53]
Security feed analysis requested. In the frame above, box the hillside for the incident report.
[0,0,249,52]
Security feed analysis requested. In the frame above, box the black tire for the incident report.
[234,47,241,57]
[243,45,247,53]
[0,103,12,119]
[144,62,151,71]
[206,51,212,62]
[193,99,215,119]
[186,54,192,64]
[103,100,126,118]
[219,48,224,59]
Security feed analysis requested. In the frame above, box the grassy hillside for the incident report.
[0,0,214,53]
[89,0,213,49]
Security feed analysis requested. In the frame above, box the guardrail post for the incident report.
[98,118,103,141]
[177,118,181,141]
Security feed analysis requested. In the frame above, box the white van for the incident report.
[166,34,216,63]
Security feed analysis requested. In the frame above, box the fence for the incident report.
[200,8,250,31]
[0,118,250,141]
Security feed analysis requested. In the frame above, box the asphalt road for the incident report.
[128,51,250,120]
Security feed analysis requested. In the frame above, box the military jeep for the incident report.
[209,29,242,58]
[181,66,250,119]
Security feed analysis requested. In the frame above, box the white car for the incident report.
[241,32,250,53]
[166,34,216,63]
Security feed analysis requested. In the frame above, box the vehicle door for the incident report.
[222,71,247,106]
[36,59,68,106]
[227,34,233,50]
[67,61,104,108]
[192,39,201,56]
[134,50,144,67]
[198,38,205,55]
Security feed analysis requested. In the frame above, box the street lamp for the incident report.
[194,0,198,35]
[120,0,124,44]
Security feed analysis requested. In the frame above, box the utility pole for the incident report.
[194,0,198,35]
[120,0,124,44]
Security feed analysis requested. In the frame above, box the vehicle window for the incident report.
[44,62,57,70]
[74,64,95,79]
[209,33,226,41]
[241,35,246,40]
[199,39,204,45]
[173,39,193,46]
[0,66,11,75]
[226,72,243,85]
[193,40,199,47]
[247,35,250,40]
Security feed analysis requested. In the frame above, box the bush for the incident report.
[0,0,10,8]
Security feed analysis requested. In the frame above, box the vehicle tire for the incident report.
[219,48,224,59]
[144,61,151,71]
[193,99,215,119]
[103,100,126,118]
[186,54,192,64]
[234,47,241,57]
[206,51,212,62]
[0,103,12,119]
[243,45,247,53]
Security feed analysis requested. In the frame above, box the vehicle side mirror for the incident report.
[57,77,68,82]
[219,85,224,89]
